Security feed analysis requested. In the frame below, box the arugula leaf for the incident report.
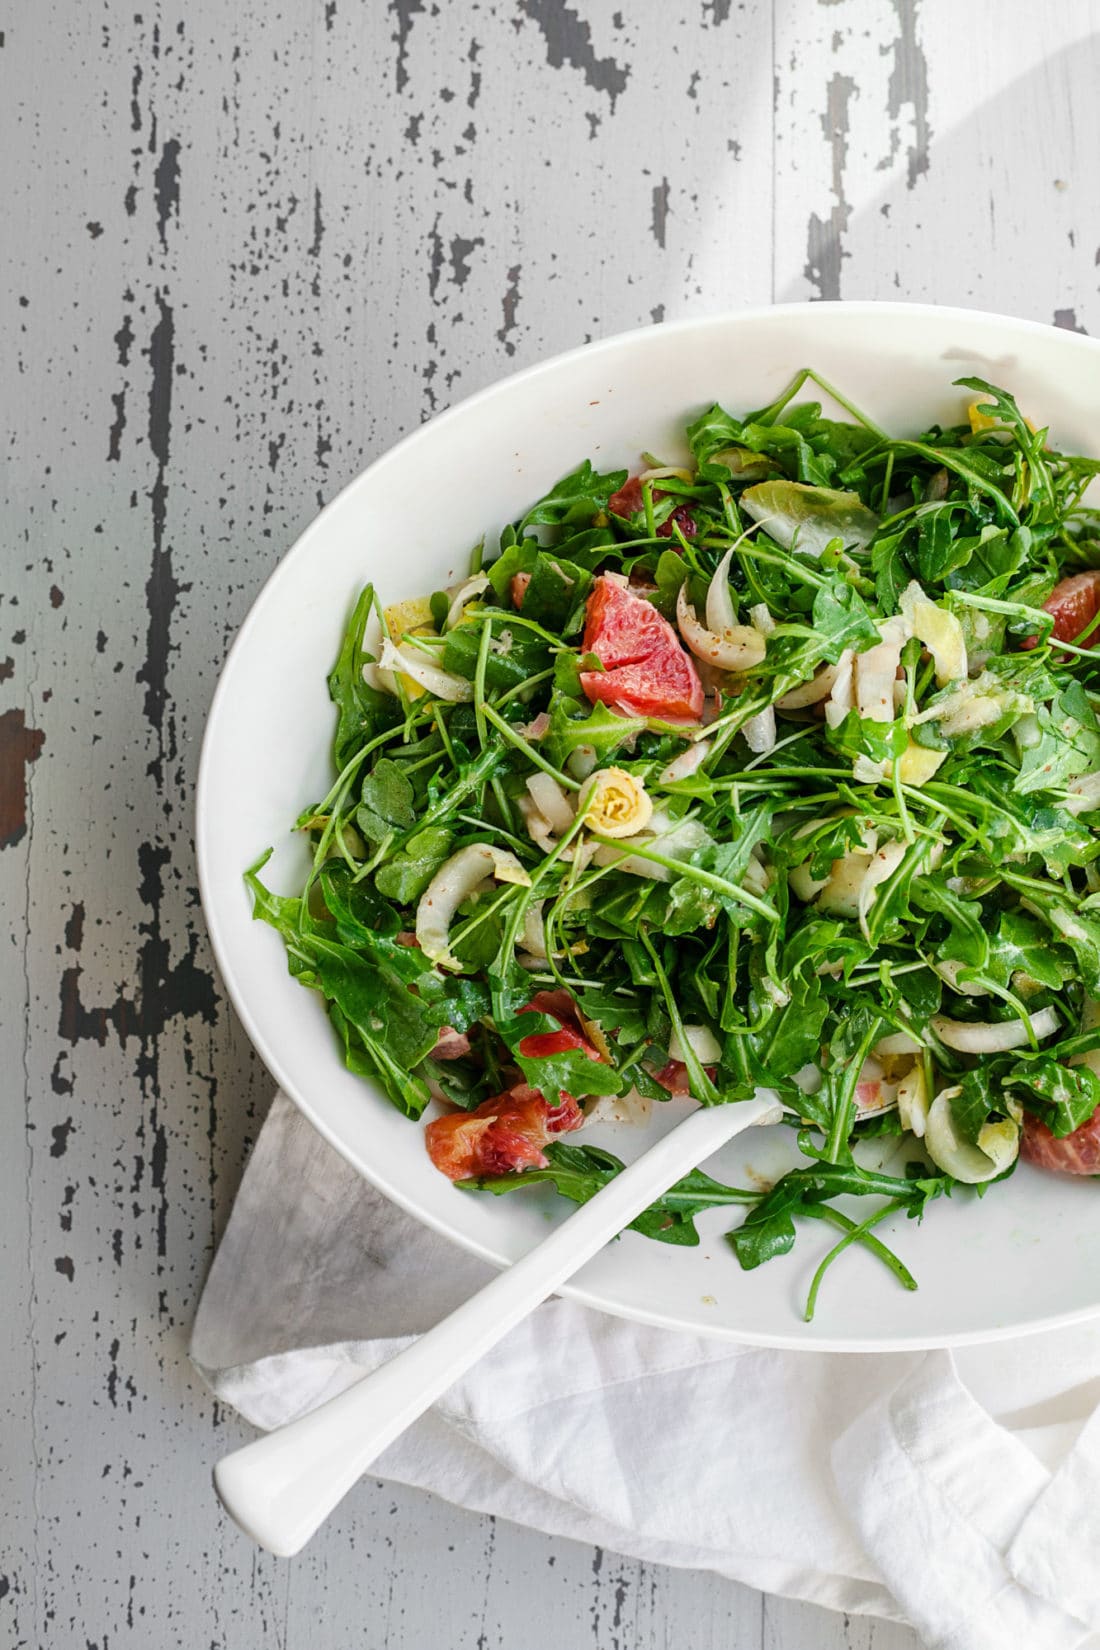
[519,553,592,629]
[443,617,551,692]
[328,584,399,769]
[375,825,454,903]
[1005,1055,1100,1138]
[985,908,1068,991]
[544,698,646,768]
[518,460,628,531]
[728,1160,947,1270]
[686,403,746,469]
[1015,682,1100,797]
[357,758,416,844]
[810,576,881,660]
[494,1003,624,1101]
[487,541,536,603]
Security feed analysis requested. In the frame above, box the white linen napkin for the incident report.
[191,1092,1100,1646]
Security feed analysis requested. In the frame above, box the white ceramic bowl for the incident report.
[198,301,1100,1351]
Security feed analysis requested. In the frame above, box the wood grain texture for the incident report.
[4,1,1100,1644]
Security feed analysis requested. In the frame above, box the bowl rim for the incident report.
[197,299,1100,1352]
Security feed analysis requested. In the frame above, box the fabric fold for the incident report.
[192,1093,1100,1647]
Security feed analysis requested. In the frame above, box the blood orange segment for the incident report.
[425,1084,583,1180]
[1020,570,1100,650]
[1047,571,1100,644]
[653,1059,717,1096]
[581,575,674,665]
[608,476,697,540]
[1021,1104,1100,1176]
[517,990,602,1062]
[580,574,703,722]
[517,1027,595,1060]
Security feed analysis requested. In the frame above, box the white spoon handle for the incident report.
[213,1095,780,1556]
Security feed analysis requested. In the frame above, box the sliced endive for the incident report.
[740,480,879,555]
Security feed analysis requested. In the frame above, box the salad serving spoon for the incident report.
[213,1087,896,1555]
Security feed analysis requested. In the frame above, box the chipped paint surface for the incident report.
[3,2,1100,1644]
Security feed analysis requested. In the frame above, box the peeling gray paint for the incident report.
[6,4,1100,1647]
[651,177,670,249]
[804,73,857,300]
[519,0,631,110]
[497,263,523,356]
[886,0,932,188]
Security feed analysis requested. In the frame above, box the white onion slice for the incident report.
[789,861,830,902]
[416,844,530,970]
[931,1005,1060,1053]
[874,1029,923,1057]
[816,849,874,918]
[660,739,712,783]
[923,1088,1020,1183]
[525,771,574,835]
[748,602,776,637]
[676,582,766,672]
[566,744,599,782]
[1065,772,1100,815]
[776,662,840,710]
[741,607,778,753]
[933,957,989,998]
[517,794,556,854]
[705,547,738,634]
[743,705,776,755]
[445,574,490,630]
[743,848,770,897]
[668,1023,722,1064]
[896,1064,930,1137]
[378,638,473,702]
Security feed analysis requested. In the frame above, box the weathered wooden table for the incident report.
[6,2,1099,1643]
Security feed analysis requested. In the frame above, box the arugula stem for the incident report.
[432,705,459,770]
[482,701,581,790]
[639,930,720,1103]
[823,1014,884,1164]
[497,666,556,706]
[801,1199,912,1321]
[642,479,657,540]
[473,617,494,752]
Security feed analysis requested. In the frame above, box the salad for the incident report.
[249,369,1100,1318]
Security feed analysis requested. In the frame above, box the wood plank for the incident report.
[5,0,1100,1645]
